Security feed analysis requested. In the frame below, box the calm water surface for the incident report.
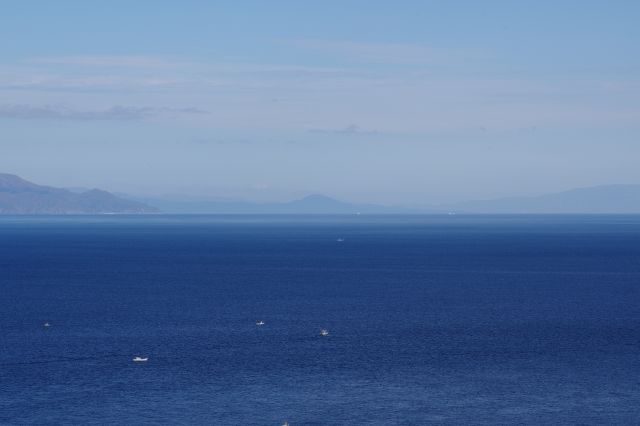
[1,215,639,425]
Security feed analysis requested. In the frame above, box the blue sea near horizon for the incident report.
[1,215,639,425]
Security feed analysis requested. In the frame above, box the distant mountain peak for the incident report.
[300,194,337,202]
[0,173,54,193]
[294,194,347,205]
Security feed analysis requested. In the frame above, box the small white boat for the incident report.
[256,320,265,326]
[320,329,329,336]
[336,238,345,242]
[282,422,289,426]
[43,322,51,327]
[132,356,148,362]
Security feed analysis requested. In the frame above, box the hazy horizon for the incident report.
[2,1,639,204]
[3,4,640,422]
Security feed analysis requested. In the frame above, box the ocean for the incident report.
[1,215,639,425]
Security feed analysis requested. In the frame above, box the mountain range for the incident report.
[0,173,156,214]
[132,185,640,214]
[129,193,399,214]
[2,173,640,214]
[440,185,640,214]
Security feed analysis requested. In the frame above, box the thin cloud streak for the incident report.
[308,124,379,135]
[279,38,481,65]
[0,104,208,121]
[1,52,638,133]
[26,55,193,69]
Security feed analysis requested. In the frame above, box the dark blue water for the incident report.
[1,215,639,425]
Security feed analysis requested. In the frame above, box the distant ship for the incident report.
[132,356,148,362]
[337,238,345,242]
[320,329,329,336]
[43,322,51,327]
[256,320,265,326]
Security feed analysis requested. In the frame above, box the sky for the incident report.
[1,1,639,204]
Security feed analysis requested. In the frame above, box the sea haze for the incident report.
[1,215,639,424]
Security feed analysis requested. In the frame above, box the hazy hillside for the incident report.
[0,173,158,214]
[130,193,403,214]
[442,185,640,213]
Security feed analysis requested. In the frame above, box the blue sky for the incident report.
[1,1,639,203]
